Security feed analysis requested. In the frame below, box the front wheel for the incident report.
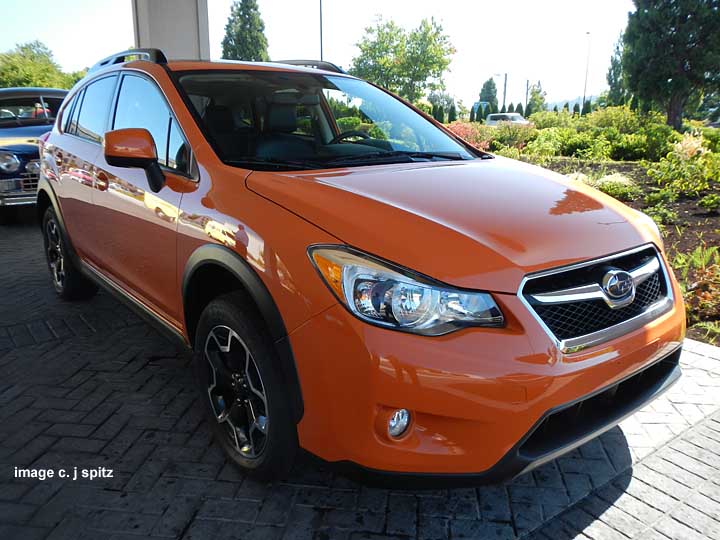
[193,292,298,480]
[42,207,98,300]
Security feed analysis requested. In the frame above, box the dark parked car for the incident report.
[0,87,67,223]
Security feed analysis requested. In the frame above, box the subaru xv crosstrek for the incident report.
[37,49,685,484]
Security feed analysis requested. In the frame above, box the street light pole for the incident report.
[319,0,324,61]
[581,31,591,115]
[502,73,507,111]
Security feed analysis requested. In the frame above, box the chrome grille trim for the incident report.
[518,244,674,354]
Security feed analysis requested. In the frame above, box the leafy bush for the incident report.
[591,174,642,201]
[644,202,678,227]
[584,106,642,133]
[672,244,720,325]
[336,116,362,132]
[646,133,717,197]
[610,132,648,161]
[489,122,537,150]
[699,193,720,213]
[701,127,720,153]
[641,123,678,161]
[528,110,576,129]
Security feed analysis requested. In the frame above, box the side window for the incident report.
[113,75,189,173]
[66,90,84,135]
[76,76,117,143]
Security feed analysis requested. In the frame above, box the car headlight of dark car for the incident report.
[0,151,21,174]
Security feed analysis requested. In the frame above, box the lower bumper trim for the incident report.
[325,344,682,488]
[0,194,36,207]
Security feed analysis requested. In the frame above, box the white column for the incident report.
[131,0,210,60]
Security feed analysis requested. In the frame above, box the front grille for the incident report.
[522,246,669,344]
[533,273,663,340]
[20,162,40,193]
[519,348,680,459]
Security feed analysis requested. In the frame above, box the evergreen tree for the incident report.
[515,102,524,116]
[448,103,457,122]
[437,105,445,123]
[479,79,499,113]
[606,35,626,106]
[507,103,515,113]
[553,105,559,112]
[573,102,581,115]
[563,102,570,111]
[623,0,720,129]
[500,104,506,113]
[431,104,439,120]
[222,0,270,61]
[469,105,475,122]
[581,99,592,115]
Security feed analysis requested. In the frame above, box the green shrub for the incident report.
[525,127,566,156]
[701,127,720,153]
[528,110,576,129]
[641,123,678,161]
[492,144,522,160]
[699,193,720,213]
[489,122,537,150]
[644,187,678,206]
[336,116,362,132]
[644,202,678,227]
[585,106,642,133]
[646,134,717,197]
[592,174,642,201]
[610,133,648,161]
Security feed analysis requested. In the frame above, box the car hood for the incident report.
[246,157,657,293]
[0,124,50,154]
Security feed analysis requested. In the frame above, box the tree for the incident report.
[622,0,720,130]
[221,0,269,61]
[563,102,570,111]
[436,105,445,123]
[350,17,454,103]
[527,81,547,115]
[606,35,627,106]
[448,103,457,122]
[469,106,476,122]
[553,105,559,112]
[581,99,592,115]
[507,103,515,113]
[479,78,499,113]
[428,90,454,112]
[0,41,82,89]
[515,102,524,116]
[500,104,506,113]
[573,102,581,115]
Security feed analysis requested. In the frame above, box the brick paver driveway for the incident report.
[2,211,720,540]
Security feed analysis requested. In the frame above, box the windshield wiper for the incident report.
[323,150,468,165]
[224,157,324,171]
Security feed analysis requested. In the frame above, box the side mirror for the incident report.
[104,128,165,193]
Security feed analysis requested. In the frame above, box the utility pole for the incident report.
[525,79,529,112]
[581,31,591,115]
[319,0,324,61]
[502,73,507,111]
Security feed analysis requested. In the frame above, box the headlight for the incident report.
[309,246,504,335]
[0,152,21,174]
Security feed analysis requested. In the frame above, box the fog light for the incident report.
[388,409,410,438]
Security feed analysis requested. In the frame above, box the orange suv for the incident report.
[37,49,685,484]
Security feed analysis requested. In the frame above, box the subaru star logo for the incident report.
[602,269,635,299]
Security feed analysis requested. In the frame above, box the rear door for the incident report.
[50,75,118,258]
[91,72,194,324]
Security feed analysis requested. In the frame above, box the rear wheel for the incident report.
[42,207,98,300]
[194,292,298,480]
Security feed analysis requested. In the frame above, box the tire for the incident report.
[42,207,98,301]
[194,292,298,481]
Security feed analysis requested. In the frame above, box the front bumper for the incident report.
[288,270,685,482]
[0,193,36,207]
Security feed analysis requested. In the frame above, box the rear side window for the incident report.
[75,76,117,143]
[113,74,189,173]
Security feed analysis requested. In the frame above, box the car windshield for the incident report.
[177,71,478,170]
[0,96,63,127]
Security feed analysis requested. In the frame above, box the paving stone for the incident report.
[2,223,720,540]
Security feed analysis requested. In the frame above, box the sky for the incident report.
[2,0,635,109]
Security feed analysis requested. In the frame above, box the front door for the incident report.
[91,73,194,325]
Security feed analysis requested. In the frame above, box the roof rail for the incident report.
[276,59,346,74]
[89,48,168,73]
